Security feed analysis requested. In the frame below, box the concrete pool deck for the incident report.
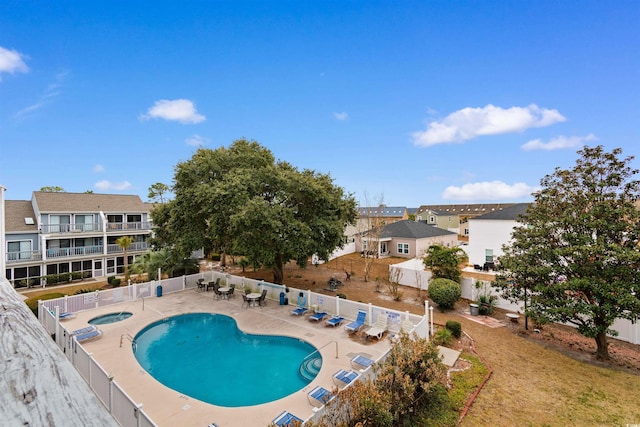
[64,289,392,427]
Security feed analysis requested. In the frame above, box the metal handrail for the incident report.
[302,340,338,364]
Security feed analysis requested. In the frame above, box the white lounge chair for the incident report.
[74,328,103,343]
[309,311,328,322]
[365,314,388,340]
[291,306,308,316]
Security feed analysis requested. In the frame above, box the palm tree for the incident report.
[116,236,135,284]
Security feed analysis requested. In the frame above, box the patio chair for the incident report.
[258,289,268,307]
[272,410,303,426]
[291,306,308,316]
[307,385,334,407]
[197,278,206,291]
[351,354,374,370]
[227,284,236,299]
[344,309,367,334]
[332,369,359,387]
[207,278,220,292]
[242,294,250,308]
[325,315,344,327]
[213,285,223,300]
[365,314,388,340]
[309,311,328,322]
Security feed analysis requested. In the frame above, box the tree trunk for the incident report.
[272,253,284,284]
[595,330,609,360]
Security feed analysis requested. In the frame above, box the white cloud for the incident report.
[93,164,105,173]
[14,70,68,118]
[412,104,566,147]
[94,180,132,191]
[333,112,349,121]
[185,134,209,146]
[442,180,538,201]
[140,99,205,124]
[521,133,597,151]
[0,46,29,80]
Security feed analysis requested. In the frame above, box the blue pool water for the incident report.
[133,313,319,407]
[88,311,132,325]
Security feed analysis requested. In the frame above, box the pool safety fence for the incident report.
[37,271,431,426]
[37,307,157,427]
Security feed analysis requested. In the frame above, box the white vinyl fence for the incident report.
[38,271,432,427]
[391,259,640,345]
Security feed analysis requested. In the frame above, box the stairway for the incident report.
[299,356,322,381]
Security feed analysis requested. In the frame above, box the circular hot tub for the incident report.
[88,312,133,325]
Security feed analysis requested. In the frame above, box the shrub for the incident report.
[428,278,461,310]
[107,276,116,285]
[336,293,347,299]
[445,320,462,338]
[433,327,454,346]
[24,293,65,317]
[111,278,122,287]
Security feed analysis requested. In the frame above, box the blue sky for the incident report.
[1,1,638,207]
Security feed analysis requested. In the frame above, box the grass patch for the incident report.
[414,352,489,426]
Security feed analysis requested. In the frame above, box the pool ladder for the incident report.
[120,333,137,352]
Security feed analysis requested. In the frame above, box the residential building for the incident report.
[465,203,530,268]
[355,219,458,259]
[4,191,153,287]
[416,203,518,238]
[344,205,409,242]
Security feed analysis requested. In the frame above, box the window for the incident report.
[485,249,494,262]
[50,215,70,232]
[464,228,469,235]
[429,215,435,223]
[397,243,409,254]
[8,240,32,259]
[75,214,94,231]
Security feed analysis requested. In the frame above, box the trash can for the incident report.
[279,292,285,305]
[469,303,479,316]
[156,285,163,297]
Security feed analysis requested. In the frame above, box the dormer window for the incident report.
[25,217,34,225]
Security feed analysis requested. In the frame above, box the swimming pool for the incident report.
[88,311,132,325]
[133,313,320,407]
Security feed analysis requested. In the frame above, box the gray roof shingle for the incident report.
[32,191,151,213]
[379,220,456,239]
[472,203,530,220]
[5,200,38,233]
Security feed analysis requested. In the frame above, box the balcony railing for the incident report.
[6,251,43,264]
[7,242,150,263]
[106,242,149,254]
[105,222,152,231]
[40,221,152,234]
[41,223,102,234]
[46,245,105,259]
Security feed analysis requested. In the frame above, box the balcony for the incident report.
[6,251,43,264]
[41,223,102,234]
[106,222,152,232]
[46,245,105,259]
[106,241,149,254]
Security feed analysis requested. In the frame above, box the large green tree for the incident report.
[496,146,640,359]
[151,139,356,284]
